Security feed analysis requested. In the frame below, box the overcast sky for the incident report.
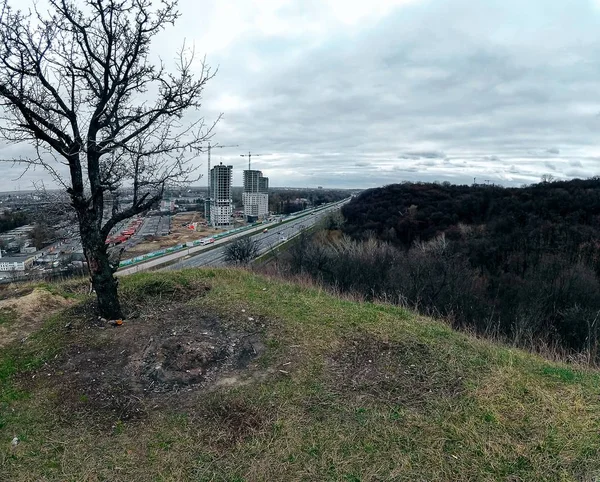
[2,0,600,190]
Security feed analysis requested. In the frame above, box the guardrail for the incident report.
[117,221,264,268]
[116,200,347,269]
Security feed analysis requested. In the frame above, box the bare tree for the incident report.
[0,0,219,318]
[541,174,556,183]
[29,222,57,250]
[224,237,260,265]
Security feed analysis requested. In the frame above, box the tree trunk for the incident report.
[82,230,123,320]
[87,246,123,319]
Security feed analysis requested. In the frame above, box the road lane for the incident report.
[116,199,348,275]
[166,203,343,270]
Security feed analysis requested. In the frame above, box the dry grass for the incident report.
[0,287,75,348]
[0,268,599,481]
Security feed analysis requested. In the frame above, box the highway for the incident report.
[164,202,345,270]
[115,200,347,275]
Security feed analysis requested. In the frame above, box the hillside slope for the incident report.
[0,269,599,481]
[338,180,600,359]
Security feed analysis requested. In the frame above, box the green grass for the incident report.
[0,307,16,325]
[1,268,600,481]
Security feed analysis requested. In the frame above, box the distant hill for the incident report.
[332,179,600,356]
[342,178,600,251]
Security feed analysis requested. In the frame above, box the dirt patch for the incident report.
[0,288,74,348]
[326,335,464,408]
[169,212,217,237]
[123,211,230,258]
[52,304,266,420]
[200,395,271,449]
[120,277,211,308]
[0,284,35,301]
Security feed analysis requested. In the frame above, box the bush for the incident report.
[224,237,260,265]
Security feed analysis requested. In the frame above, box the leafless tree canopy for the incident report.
[225,237,261,265]
[0,0,217,235]
[0,0,219,318]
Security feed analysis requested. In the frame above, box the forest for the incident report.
[0,209,29,233]
[268,188,350,214]
[281,179,600,362]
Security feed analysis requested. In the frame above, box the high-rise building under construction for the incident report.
[243,170,269,221]
[209,163,233,227]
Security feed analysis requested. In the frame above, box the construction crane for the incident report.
[202,142,238,225]
[206,142,239,194]
[240,151,264,171]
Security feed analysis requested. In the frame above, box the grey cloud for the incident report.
[565,169,590,178]
[391,166,419,172]
[544,162,557,171]
[3,0,600,190]
[398,150,446,160]
[218,4,589,186]
[186,0,600,187]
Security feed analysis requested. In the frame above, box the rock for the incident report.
[11,437,19,447]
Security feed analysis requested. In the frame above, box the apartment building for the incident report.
[209,163,233,227]
[242,170,269,221]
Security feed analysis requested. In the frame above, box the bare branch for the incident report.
[0,0,218,318]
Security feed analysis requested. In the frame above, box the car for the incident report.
[263,228,268,233]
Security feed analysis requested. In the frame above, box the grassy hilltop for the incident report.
[0,269,599,481]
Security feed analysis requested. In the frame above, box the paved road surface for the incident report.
[166,203,344,270]
[116,200,347,275]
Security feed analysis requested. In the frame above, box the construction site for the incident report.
[106,146,270,264]
[119,212,230,258]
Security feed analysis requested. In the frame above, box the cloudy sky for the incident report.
[2,0,600,189]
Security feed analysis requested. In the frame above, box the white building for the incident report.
[209,163,233,227]
[0,256,33,272]
[242,192,269,218]
[243,170,269,220]
[160,199,175,212]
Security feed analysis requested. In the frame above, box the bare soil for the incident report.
[44,299,267,421]
[123,211,230,258]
